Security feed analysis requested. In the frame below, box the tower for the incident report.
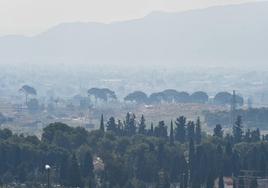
[231,90,237,126]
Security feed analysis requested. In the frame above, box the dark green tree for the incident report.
[170,121,174,145]
[214,124,223,138]
[100,114,105,132]
[107,117,117,133]
[154,121,168,139]
[156,171,170,188]
[189,139,195,183]
[124,112,137,136]
[187,121,195,142]
[148,123,154,136]
[175,116,186,143]
[260,143,267,177]
[195,117,202,144]
[68,154,83,187]
[244,129,251,142]
[81,151,94,187]
[233,116,243,143]
[138,115,146,135]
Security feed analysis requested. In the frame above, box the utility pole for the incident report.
[45,165,51,188]
[231,90,237,126]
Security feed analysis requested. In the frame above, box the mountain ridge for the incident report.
[0,1,268,68]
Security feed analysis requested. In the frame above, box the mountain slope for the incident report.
[0,2,268,67]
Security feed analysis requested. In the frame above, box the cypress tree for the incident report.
[175,116,186,143]
[189,139,195,183]
[148,122,154,136]
[187,121,195,142]
[233,116,243,143]
[138,115,146,135]
[124,112,137,136]
[195,117,202,144]
[106,117,117,133]
[260,143,266,177]
[68,154,83,187]
[170,120,174,145]
[216,145,223,176]
[100,114,104,132]
[82,151,94,178]
[155,121,168,139]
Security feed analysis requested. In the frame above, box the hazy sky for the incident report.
[0,0,265,36]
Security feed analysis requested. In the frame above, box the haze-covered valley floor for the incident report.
[0,63,268,136]
[1,1,268,187]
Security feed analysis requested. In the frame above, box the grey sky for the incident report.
[0,0,265,36]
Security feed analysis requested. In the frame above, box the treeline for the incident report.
[17,85,244,114]
[0,114,268,187]
[205,108,268,129]
[88,88,244,105]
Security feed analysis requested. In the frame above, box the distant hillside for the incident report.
[0,2,268,67]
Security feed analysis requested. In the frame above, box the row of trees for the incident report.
[205,108,268,129]
[87,88,244,106]
[0,113,267,187]
[102,113,202,145]
[17,85,244,114]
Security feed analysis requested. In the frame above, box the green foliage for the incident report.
[195,117,202,144]
[0,113,268,187]
[214,124,223,138]
[124,91,148,104]
[175,116,186,143]
[233,116,243,143]
[100,114,105,132]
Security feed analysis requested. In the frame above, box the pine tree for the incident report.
[216,145,223,175]
[157,142,165,168]
[251,129,261,142]
[106,117,117,133]
[68,154,83,187]
[260,143,266,177]
[187,121,195,142]
[117,120,124,136]
[155,121,168,139]
[124,112,137,136]
[138,115,146,135]
[82,151,94,187]
[170,120,174,145]
[175,116,186,143]
[232,150,240,177]
[214,124,223,138]
[149,122,154,136]
[195,117,202,144]
[59,155,69,186]
[223,142,233,176]
[100,114,105,132]
[245,129,251,142]
[189,139,195,183]
[233,116,243,143]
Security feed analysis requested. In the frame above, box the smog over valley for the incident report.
[0,0,268,188]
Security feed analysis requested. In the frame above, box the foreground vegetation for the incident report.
[0,113,267,188]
